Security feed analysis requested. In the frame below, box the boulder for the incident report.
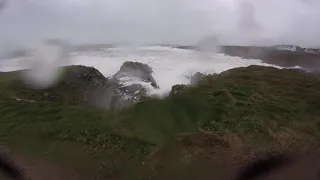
[64,64,156,110]
[108,61,160,109]
[43,65,113,108]
[190,72,205,85]
[88,77,149,110]
[169,85,187,96]
[62,65,106,88]
[111,84,148,109]
[113,61,158,88]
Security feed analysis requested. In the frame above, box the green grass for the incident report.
[1,65,320,179]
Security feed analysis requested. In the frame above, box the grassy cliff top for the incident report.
[1,65,320,179]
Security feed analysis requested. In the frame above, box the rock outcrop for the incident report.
[42,65,113,108]
[219,45,320,71]
[110,61,158,109]
[110,84,148,110]
[169,72,206,96]
[169,85,187,96]
[175,45,320,71]
[113,61,158,88]
[39,62,158,110]
[190,72,205,85]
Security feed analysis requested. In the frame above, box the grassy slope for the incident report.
[1,65,320,179]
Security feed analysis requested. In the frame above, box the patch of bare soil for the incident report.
[0,146,94,180]
[143,132,320,180]
[256,152,320,180]
[2,131,320,180]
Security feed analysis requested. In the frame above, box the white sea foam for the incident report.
[0,45,282,96]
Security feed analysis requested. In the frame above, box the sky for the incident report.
[0,0,320,50]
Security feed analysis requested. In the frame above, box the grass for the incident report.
[1,65,320,179]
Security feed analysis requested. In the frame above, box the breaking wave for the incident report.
[0,45,283,96]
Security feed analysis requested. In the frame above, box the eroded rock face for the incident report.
[62,66,106,88]
[109,61,159,109]
[168,72,206,96]
[23,62,159,110]
[43,65,109,104]
[190,72,205,85]
[113,61,158,88]
[67,62,159,110]
[169,85,187,96]
[110,84,148,110]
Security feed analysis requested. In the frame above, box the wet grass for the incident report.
[1,65,320,179]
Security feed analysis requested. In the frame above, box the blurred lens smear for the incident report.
[0,0,319,88]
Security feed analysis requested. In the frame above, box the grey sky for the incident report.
[0,0,320,49]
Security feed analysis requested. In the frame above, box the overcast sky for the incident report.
[0,0,320,50]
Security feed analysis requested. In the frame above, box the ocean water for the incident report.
[0,45,281,96]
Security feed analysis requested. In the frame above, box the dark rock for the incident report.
[63,65,106,87]
[88,78,119,109]
[111,84,148,110]
[120,61,153,74]
[44,65,111,106]
[58,65,151,110]
[190,72,205,85]
[24,64,156,110]
[219,45,320,71]
[108,61,160,109]
[88,77,150,110]
[113,61,158,88]
[169,85,187,96]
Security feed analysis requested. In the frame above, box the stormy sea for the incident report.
[0,43,285,96]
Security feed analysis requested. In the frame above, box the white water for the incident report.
[0,46,280,96]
